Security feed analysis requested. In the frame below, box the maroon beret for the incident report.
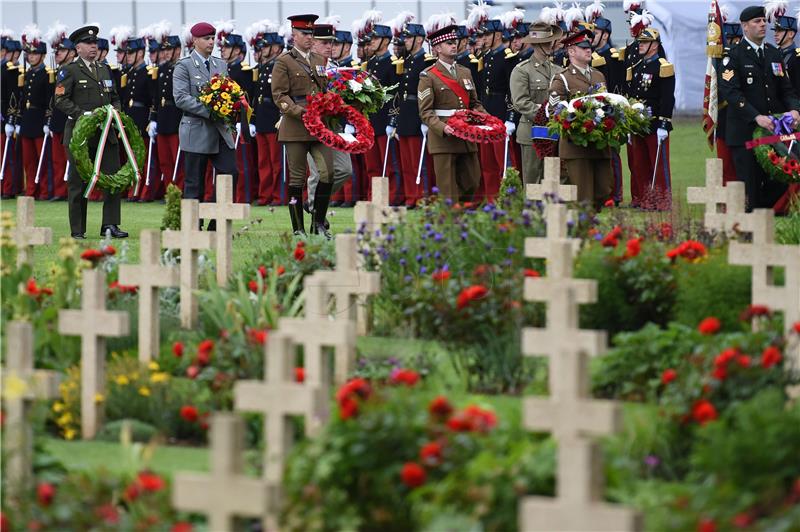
[190,22,216,38]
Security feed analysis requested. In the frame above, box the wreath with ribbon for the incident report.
[748,113,800,184]
[445,110,506,144]
[302,92,375,154]
[70,105,146,198]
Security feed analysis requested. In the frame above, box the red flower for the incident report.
[339,396,359,420]
[294,246,306,261]
[257,265,268,278]
[712,365,727,380]
[36,483,55,506]
[390,368,420,386]
[661,369,677,385]
[96,504,120,525]
[602,117,616,131]
[186,365,200,379]
[248,328,268,345]
[172,523,193,532]
[698,317,721,335]
[180,405,199,423]
[429,396,453,419]
[336,377,372,419]
[735,355,751,368]
[400,462,426,488]
[667,240,707,262]
[172,342,184,358]
[294,367,305,383]
[473,264,490,277]
[432,269,451,282]
[739,304,771,321]
[624,238,642,259]
[420,441,444,466]
[456,285,488,310]
[248,280,260,293]
[604,198,615,207]
[198,339,214,353]
[583,120,595,132]
[761,346,782,368]
[691,400,718,425]
[102,245,116,256]
[277,265,286,276]
[697,518,717,532]
[137,471,165,492]
[731,512,754,528]
[26,278,40,296]
[794,321,800,334]
[80,249,105,262]
[523,268,540,278]
[124,482,140,501]
[448,405,498,433]
[601,234,618,247]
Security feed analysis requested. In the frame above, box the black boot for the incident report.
[311,181,333,240]
[288,186,305,235]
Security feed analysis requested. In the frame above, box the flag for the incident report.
[702,0,725,149]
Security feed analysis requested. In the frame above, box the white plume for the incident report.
[151,20,171,43]
[109,25,133,46]
[1,28,16,40]
[363,10,383,26]
[318,15,342,30]
[467,1,491,32]
[764,1,788,22]
[138,24,155,40]
[21,24,42,47]
[500,8,525,30]
[623,0,644,12]
[630,9,654,30]
[719,3,732,23]
[585,0,605,22]
[425,13,457,36]
[214,19,236,38]
[181,23,194,48]
[44,21,69,48]
[564,3,585,30]
[537,7,558,26]
[390,11,415,36]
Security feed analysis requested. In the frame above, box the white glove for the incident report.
[147,121,157,138]
[385,125,396,138]
[504,121,516,135]
[420,123,429,136]
[82,112,91,116]
[4,124,13,137]
[235,122,241,136]
[43,125,50,136]
[656,128,668,142]
[14,125,20,135]
[249,123,256,137]
[344,124,356,135]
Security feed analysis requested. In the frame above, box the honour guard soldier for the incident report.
[122,33,154,200]
[151,28,183,194]
[418,20,485,202]
[2,33,23,197]
[715,8,743,184]
[626,28,675,210]
[249,21,284,206]
[500,9,526,175]
[351,18,373,201]
[719,5,800,210]
[331,27,359,206]
[463,2,490,97]
[19,25,53,200]
[547,30,613,209]
[109,26,132,92]
[55,25,127,238]
[46,23,76,200]
[510,22,562,185]
[97,37,110,63]
[271,14,334,237]
[766,2,799,92]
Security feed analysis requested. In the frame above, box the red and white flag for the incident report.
[702,0,725,149]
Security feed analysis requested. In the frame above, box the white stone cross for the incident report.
[2,321,61,494]
[172,413,271,532]
[729,209,800,367]
[279,280,357,385]
[163,200,215,328]
[58,269,129,439]
[686,158,747,233]
[198,175,250,287]
[118,230,179,363]
[526,157,578,203]
[234,330,328,484]
[11,196,52,266]
[525,203,582,273]
[354,176,406,231]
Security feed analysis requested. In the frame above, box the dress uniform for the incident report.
[271,14,334,237]
[152,35,183,194]
[54,25,126,239]
[331,29,359,207]
[547,30,613,209]
[252,31,284,206]
[418,23,485,202]
[625,28,675,210]
[1,36,23,197]
[509,22,562,185]
[19,32,53,200]
[715,21,743,185]
[121,37,154,200]
[365,24,404,205]
[48,33,76,201]
[719,6,800,211]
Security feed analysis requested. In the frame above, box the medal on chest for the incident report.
[771,62,784,77]
[463,78,473,90]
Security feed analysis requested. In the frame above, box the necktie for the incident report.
[204,59,210,72]
[757,48,764,62]
[89,62,96,77]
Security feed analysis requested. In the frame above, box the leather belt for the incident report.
[292,96,307,103]
[129,101,147,108]
[434,109,456,117]
[404,95,418,101]
[485,90,505,97]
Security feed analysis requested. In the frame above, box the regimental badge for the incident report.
[54,84,65,96]
[746,77,753,84]
[771,62,784,76]
[721,69,734,81]
[722,56,730,66]
[463,79,473,90]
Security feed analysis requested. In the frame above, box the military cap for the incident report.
[428,24,459,45]
[594,17,612,32]
[69,25,99,44]
[561,29,593,48]
[636,27,660,42]
[773,14,797,32]
[403,23,426,38]
[55,38,75,51]
[190,22,216,38]
[288,14,318,34]
[125,37,146,51]
[372,24,392,39]
[455,25,469,39]
[722,22,743,39]
[148,39,159,53]
[335,30,353,44]
[522,22,563,44]
[739,6,765,22]
[313,24,335,40]
[483,19,504,33]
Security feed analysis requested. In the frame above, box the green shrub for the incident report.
[160,183,182,231]
[96,419,158,443]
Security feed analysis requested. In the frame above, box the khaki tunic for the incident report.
[271,48,328,142]
[548,66,610,160]
[510,56,558,145]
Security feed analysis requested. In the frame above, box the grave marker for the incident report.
[198,175,250,287]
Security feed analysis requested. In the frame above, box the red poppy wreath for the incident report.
[302,92,375,154]
[446,110,506,144]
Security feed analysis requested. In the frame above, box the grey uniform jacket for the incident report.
[173,51,235,154]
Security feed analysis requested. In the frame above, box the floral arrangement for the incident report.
[325,68,395,118]
[302,92,375,154]
[446,110,507,144]
[198,74,248,126]
[547,90,651,150]
[750,113,800,184]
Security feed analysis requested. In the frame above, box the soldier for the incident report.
[1,32,23,197]
[418,21,485,202]
[547,30,613,209]
[767,3,799,92]
[332,28,359,207]
[463,3,490,106]
[97,38,110,63]
[500,10,526,175]
[150,28,183,194]
[46,23,76,201]
[54,25,127,239]
[719,5,800,210]
[120,34,154,200]
[19,26,53,200]
[108,26,132,92]
[271,14,334,237]
[715,9,743,185]
[510,22,562,185]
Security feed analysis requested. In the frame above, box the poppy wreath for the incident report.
[446,110,506,144]
[302,92,375,154]
[751,114,800,184]
[70,105,146,197]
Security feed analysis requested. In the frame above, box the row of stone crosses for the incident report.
[4,161,799,530]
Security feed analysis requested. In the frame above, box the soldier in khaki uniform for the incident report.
[271,14,333,238]
[418,22,485,202]
[509,22,562,184]
[547,30,613,209]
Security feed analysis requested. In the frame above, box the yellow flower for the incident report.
[138,386,150,397]
[52,402,64,413]
[131,372,139,380]
[150,372,169,384]
[94,393,105,403]
[57,413,73,426]
[64,428,76,440]
[211,82,221,90]
[115,375,130,386]
[148,361,159,371]
[221,92,230,100]
[2,374,28,400]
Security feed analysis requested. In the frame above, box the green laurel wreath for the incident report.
[69,107,146,194]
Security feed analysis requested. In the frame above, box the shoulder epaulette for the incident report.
[617,47,626,61]
[517,58,530,68]
[796,47,800,57]
[658,58,674,78]
[252,69,259,82]
[350,59,360,67]
[504,48,517,59]
[109,64,119,70]
[626,66,632,81]
[392,55,405,75]
[149,65,159,79]
[591,52,607,67]
[47,67,56,83]
[424,53,436,62]
[241,61,251,68]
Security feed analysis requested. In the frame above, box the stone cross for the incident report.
[686,158,747,232]
[311,234,380,332]
[198,174,250,287]
[234,330,328,484]
[163,200,215,328]
[172,413,271,531]
[11,196,52,267]
[279,279,357,386]
[354,176,406,231]
[118,230,179,363]
[729,209,800,367]
[58,269,129,439]
[2,321,61,494]
[526,157,578,204]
